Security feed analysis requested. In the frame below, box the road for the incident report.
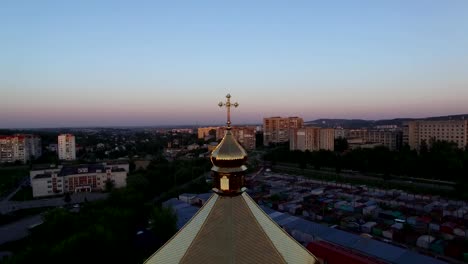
[0,193,108,215]
[1,177,29,203]
[0,214,42,245]
[273,164,454,192]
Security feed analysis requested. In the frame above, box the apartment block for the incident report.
[217,126,256,150]
[290,127,335,151]
[58,134,76,161]
[263,117,304,146]
[320,128,335,151]
[26,134,42,158]
[403,120,468,150]
[198,127,219,139]
[345,129,402,151]
[0,134,42,163]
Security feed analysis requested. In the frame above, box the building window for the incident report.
[220,176,229,191]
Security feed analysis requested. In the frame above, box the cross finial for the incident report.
[218,93,239,129]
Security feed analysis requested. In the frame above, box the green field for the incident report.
[0,166,29,197]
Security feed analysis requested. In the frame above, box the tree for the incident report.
[149,206,178,242]
[298,157,307,170]
[64,192,72,204]
[208,129,217,137]
[420,139,429,154]
[334,137,349,152]
[105,179,115,192]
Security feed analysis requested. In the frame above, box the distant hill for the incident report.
[306,114,468,129]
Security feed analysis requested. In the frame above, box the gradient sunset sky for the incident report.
[1,1,468,128]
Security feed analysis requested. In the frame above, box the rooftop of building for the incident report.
[31,164,60,171]
[33,173,53,179]
[104,159,130,165]
[162,192,446,264]
[148,192,318,264]
[58,164,106,177]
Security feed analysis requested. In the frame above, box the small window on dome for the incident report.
[220,176,229,191]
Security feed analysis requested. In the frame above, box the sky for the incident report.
[1,0,468,128]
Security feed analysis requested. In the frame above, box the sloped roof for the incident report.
[211,130,247,162]
[145,193,317,264]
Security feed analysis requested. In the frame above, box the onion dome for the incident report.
[210,129,248,172]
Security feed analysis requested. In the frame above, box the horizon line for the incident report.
[1,112,467,130]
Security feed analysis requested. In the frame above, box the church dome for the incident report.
[210,129,247,168]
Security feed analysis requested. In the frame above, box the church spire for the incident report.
[211,94,247,195]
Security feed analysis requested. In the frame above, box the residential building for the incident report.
[197,126,219,139]
[217,126,256,150]
[334,128,348,139]
[0,134,42,163]
[366,130,402,151]
[344,129,402,151]
[26,134,42,159]
[375,125,398,130]
[290,127,335,151]
[187,143,200,151]
[30,162,129,198]
[263,116,304,146]
[320,128,335,151]
[171,128,194,134]
[403,120,468,150]
[58,134,76,160]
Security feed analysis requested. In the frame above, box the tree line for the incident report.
[263,140,468,183]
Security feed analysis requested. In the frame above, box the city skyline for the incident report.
[2,1,468,128]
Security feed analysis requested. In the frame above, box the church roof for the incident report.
[210,129,248,172]
[145,192,318,264]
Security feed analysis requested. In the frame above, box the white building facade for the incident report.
[58,134,76,160]
[403,120,468,150]
[30,162,129,198]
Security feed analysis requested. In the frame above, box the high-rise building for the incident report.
[25,134,42,159]
[198,126,219,139]
[263,116,304,146]
[290,127,335,151]
[0,134,42,163]
[319,128,335,151]
[216,126,256,150]
[403,120,468,150]
[58,134,76,160]
[145,95,318,264]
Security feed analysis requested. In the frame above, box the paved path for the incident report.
[0,193,108,215]
[1,177,29,203]
[0,214,42,245]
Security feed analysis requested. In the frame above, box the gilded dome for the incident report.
[210,129,247,168]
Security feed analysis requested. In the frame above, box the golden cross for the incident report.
[218,94,239,128]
